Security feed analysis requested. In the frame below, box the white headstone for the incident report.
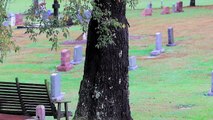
[150,32,165,56]
[7,13,15,26]
[51,73,61,100]
[71,45,83,65]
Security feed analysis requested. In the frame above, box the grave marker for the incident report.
[150,32,164,56]
[36,105,45,120]
[142,8,152,16]
[167,27,176,46]
[71,45,83,65]
[161,7,170,15]
[57,49,73,71]
[7,13,15,26]
[51,73,65,101]
[208,71,213,96]
[15,14,24,26]
[147,2,152,9]
[176,1,184,12]
[128,56,138,71]
[172,4,177,13]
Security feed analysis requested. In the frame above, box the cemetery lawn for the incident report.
[1,5,213,120]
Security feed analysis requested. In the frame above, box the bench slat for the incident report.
[19,83,46,87]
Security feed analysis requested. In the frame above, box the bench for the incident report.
[0,78,72,120]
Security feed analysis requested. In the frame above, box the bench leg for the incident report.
[57,103,61,120]
[65,103,69,120]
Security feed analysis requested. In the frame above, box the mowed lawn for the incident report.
[1,1,213,120]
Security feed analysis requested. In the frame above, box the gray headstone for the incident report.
[172,4,176,13]
[42,11,49,20]
[167,27,176,46]
[71,45,83,65]
[161,0,164,8]
[51,73,61,99]
[208,71,213,96]
[150,32,164,56]
[2,21,9,27]
[147,3,152,9]
[128,56,138,71]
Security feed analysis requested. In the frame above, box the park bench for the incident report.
[0,78,72,120]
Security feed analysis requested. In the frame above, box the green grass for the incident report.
[1,1,213,120]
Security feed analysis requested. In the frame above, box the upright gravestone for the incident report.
[51,73,64,101]
[147,2,152,9]
[172,4,177,13]
[42,11,50,20]
[167,27,176,46]
[7,13,16,26]
[142,8,152,16]
[161,7,170,15]
[36,105,45,120]
[15,14,24,26]
[150,32,164,56]
[71,45,83,65]
[161,0,164,8]
[57,49,73,71]
[128,56,138,71]
[208,71,213,96]
[176,1,184,12]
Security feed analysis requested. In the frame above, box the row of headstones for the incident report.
[57,45,83,72]
[142,1,183,16]
[128,27,175,71]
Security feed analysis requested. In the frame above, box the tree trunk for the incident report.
[73,0,132,120]
[190,0,196,6]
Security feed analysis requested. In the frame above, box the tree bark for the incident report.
[73,0,132,120]
[190,0,196,6]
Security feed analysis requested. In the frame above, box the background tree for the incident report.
[190,0,196,6]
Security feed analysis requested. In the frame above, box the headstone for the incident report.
[150,32,165,56]
[51,73,64,101]
[36,105,45,120]
[161,0,164,8]
[208,71,213,96]
[161,7,170,15]
[42,11,49,20]
[176,1,184,12]
[167,27,176,46]
[57,49,73,71]
[128,56,138,71]
[71,45,83,65]
[2,21,9,27]
[147,2,152,9]
[15,14,24,26]
[7,13,16,26]
[172,4,177,13]
[142,8,152,16]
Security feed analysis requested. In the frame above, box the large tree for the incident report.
[190,0,196,6]
[73,0,132,119]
